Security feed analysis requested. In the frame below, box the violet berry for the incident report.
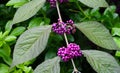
[57,47,71,61]
[48,0,68,7]
[52,21,67,35]
[66,19,76,34]
[48,0,56,7]
[67,43,82,58]
[57,43,82,62]
[52,19,76,35]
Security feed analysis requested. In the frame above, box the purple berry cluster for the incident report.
[52,19,76,35]
[57,43,82,62]
[48,0,68,7]
[66,19,76,34]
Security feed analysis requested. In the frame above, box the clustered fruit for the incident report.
[52,19,76,35]
[57,43,82,62]
[49,0,82,72]
[49,0,82,62]
[48,0,68,7]
[51,19,82,62]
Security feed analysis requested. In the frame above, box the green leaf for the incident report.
[90,7,101,19]
[112,28,120,36]
[12,0,46,24]
[0,43,11,57]
[10,27,26,36]
[5,36,17,42]
[34,57,60,73]
[28,17,43,29]
[67,35,74,42]
[6,0,28,8]
[23,66,33,73]
[16,64,33,73]
[0,43,12,65]
[11,25,51,68]
[82,50,120,73]
[103,6,117,23]
[76,21,119,50]
[113,37,120,48]
[5,20,13,31]
[0,32,4,47]
[69,0,77,2]
[44,18,50,24]
[104,6,116,15]
[115,51,120,57]
[78,0,108,8]
[0,32,2,37]
[45,50,56,60]
[2,31,10,39]
[0,63,9,73]
[13,3,27,8]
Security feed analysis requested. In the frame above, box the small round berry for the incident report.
[52,21,67,35]
[52,19,76,35]
[67,43,82,57]
[57,43,82,62]
[57,47,71,61]
[48,0,68,7]
[48,0,56,7]
[57,47,66,56]
[66,19,76,34]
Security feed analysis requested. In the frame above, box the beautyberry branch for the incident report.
[51,0,82,73]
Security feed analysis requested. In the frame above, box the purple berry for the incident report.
[48,0,56,7]
[67,43,82,57]
[57,43,82,62]
[52,21,66,35]
[52,19,76,35]
[66,19,76,34]
[48,0,68,7]
[57,47,71,61]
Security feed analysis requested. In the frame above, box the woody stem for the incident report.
[56,0,78,72]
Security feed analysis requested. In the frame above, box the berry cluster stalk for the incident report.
[56,1,79,72]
